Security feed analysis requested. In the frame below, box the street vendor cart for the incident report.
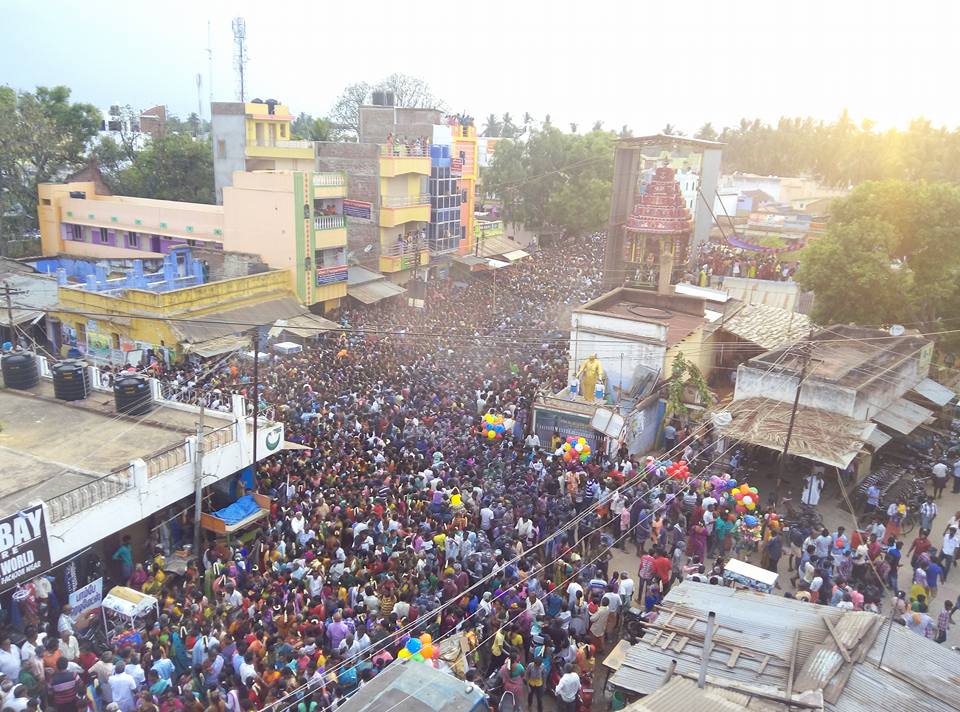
[722,558,778,593]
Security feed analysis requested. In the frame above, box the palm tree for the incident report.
[694,122,717,141]
[501,112,517,138]
[522,112,534,133]
[542,114,552,128]
[482,113,502,138]
[592,120,604,132]
[662,123,676,136]
[569,122,578,134]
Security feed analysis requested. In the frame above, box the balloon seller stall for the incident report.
[100,586,160,646]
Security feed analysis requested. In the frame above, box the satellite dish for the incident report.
[889,324,905,337]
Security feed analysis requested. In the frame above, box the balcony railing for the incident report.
[381,194,431,209]
[314,214,346,230]
[47,465,134,523]
[380,143,431,158]
[382,241,428,257]
[312,172,346,187]
[275,139,314,149]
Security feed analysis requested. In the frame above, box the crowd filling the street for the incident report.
[3,233,960,712]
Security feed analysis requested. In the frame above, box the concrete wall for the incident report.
[222,173,297,273]
[692,147,722,256]
[212,110,247,204]
[710,275,803,312]
[569,312,667,397]
[191,246,268,281]
[735,363,859,417]
[315,142,380,262]
[604,147,643,290]
[359,106,442,144]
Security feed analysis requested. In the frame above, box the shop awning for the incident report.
[185,334,250,358]
[911,377,956,406]
[865,428,892,451]
[168,297,309,345]
[268,313,338,339]
[714,398,875,469]
[871,397,934,435]
[486,258,511,269]
[347,279,407,305]
[502,249,531,262]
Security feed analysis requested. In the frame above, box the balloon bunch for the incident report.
[561,436,592,463]
[707,473,738,491]
[731,483,760,513]
[666,460,690,480]
[765,512,781,531]
[481,413,507,441]
[739,515,762,544]
[397,633,440,663]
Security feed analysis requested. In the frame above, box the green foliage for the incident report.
[719,111,960,185]
[291,113,337,141]
[104,133,215,204]
[329,74,441,139]
[483,126,614,236]
[665,352,712,418]
[0,85,100,246]
[796,180,960,326]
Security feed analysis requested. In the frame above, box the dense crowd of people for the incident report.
[5,232,958,712]
[694,242,799,283]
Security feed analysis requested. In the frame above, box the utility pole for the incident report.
[192,403,205,558]
[251,330,260,467]
[777,342,814,493]
[2,282,26,349]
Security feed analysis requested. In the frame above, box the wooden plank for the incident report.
[660,632,676,650]
[727,648,741,667]
[786,629,799,701]
[673,636,689,653]
[757,655,770,675]
[649,611,676,646]
[822,616,853,663]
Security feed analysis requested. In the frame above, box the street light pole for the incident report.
[777,342,814,493]
[192,404,205,558]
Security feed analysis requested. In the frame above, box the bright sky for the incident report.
[5,0,956,134]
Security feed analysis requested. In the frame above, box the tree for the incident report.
[569,123,578,134]
[662,123,676,135]
[0,85,100,252]
[108,133,215,204]
[483,126,614,236]
[291,112,337,141]
[378,73,440,110]
[796,180,960,326]
[329,81,371,139]
[664,352,712,419]
[694,122,717,141]
[501,112,518,138]
[619,125,633,138]
[522,112,534,134]
[482,113,502,138]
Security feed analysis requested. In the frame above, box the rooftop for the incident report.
[617,134,726,149]
[721,303,812,350]
[0,380,206,518]
[609,581,959,712]
[338,660,484,712]
[749,325,930,390]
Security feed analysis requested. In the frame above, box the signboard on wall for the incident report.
[0,504,51,590]
[343,199,373,221]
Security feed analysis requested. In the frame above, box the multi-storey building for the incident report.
[211,100,315,203]
[38,169,348,314]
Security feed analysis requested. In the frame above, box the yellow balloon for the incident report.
[487,430,496,440]
[398,649,411,659]
[419,633,432,645]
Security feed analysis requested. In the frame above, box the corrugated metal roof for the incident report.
[608,582,959,712]
[347,265,385,286]
[871,397,933,435]
[865,428,891,451]
[717,398,874,468]
[268,313,338,338]
[338,660,484,712]
[721,303,811,350]
[168,297,307,343]
[623,676,801,712]
[347,279,406,304]
[911,377,956,406]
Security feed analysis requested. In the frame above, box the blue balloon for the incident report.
[727,479,737,489]
[744,515,758,526]
[495,424,505,434]
[406,638,422,654]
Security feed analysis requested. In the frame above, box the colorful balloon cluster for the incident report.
[481,413,507,440]
[665,460,690,480]
[397,633,440,663]
[707,473,739,491]
[644,457,683,478]
[561,436,592,463]
[731,483,760,513]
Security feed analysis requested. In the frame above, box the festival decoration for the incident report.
[481,413,508,440]
[561,436,592,463]
[666,460,690,480]
[731,483,760,513]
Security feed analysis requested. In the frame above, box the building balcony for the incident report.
[379,144,431,177]
[380,247,430,273]
[314,214,346,230]
[312,172,347,198]
[246,140,315,160]
[313,219,347,250]
[379,194,430,228]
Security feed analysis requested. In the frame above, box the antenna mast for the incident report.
[206,20,214,112]
[231,17,248,102]
[195,74,203,131]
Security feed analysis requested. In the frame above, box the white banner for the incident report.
[69,577,103,618]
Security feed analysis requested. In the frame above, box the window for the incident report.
[99,228,110,243]
[280,125,287,138]
[68,224,83,241]
[128,232,139,248]
[76,323,86,345]
[41,198,51,206]
[111,333,120,350]
[217,139,226,158]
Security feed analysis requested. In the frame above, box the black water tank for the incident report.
[1,353,39,390]
[52,360,90,401]
[114,374,153,415]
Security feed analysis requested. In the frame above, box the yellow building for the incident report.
[49,268,325,363]
[450,123,479,255]
[38,170,348,314]
[211,101,315,203]
[377,144,431,277]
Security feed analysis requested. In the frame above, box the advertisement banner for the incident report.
[0,505,51,590]
[342,199,373,221]
[69,577,103,617]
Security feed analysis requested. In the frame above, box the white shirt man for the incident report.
[108,664,138,712]
[480,506,495,531]
[566,581,583,608]
[524,433,541,450]
[0,640,20,680]
[618,574,635,603]
[556,668,582,704]
[801,474,824,506]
